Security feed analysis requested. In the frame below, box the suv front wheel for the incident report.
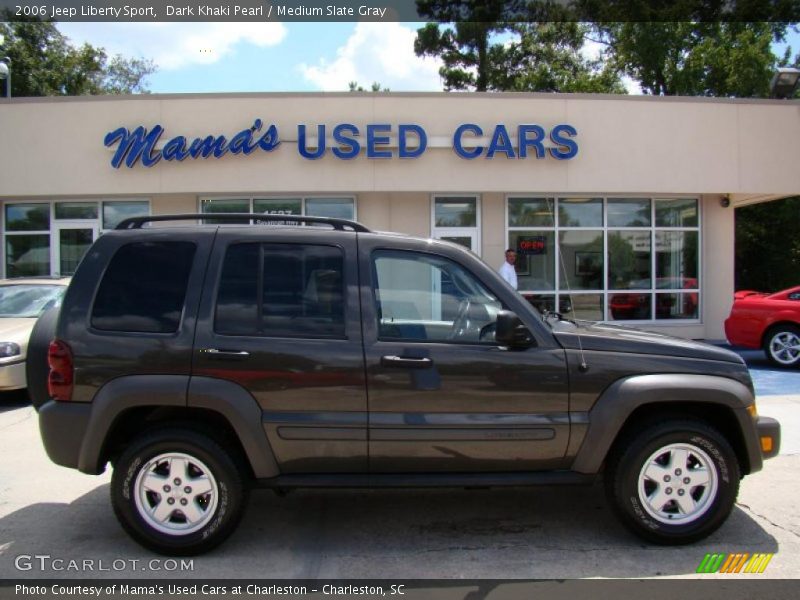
[605,419,740,545]
[111,428,247,555]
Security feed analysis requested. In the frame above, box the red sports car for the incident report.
[724,285,800,367]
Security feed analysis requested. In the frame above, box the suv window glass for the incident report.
[373,250,502,343]
[91,241,196,333]
[216,243,345,338]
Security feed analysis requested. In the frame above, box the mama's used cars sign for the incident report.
[104,121,578,169]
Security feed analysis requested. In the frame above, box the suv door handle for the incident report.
[201,348,250,359]
[380,355,433,369]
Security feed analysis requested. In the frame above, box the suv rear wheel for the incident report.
[605,419,740,545]
[111,428,247,555]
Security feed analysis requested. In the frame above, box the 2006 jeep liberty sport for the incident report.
[31,214,780,555]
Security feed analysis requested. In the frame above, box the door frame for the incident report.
[53,221,99,276]
[431,194,481,256]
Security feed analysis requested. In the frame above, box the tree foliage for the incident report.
[414,21,511,91]
[415,19,625,92]
[0,18,156,97]
[504,22,625,92]
[596,22,791,97]
[736,197,800,292]
[348,81,390,92]
[415,2,798,97]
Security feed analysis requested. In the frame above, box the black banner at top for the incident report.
[1,0,799,23]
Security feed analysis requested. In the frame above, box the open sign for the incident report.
[517,236,547,255]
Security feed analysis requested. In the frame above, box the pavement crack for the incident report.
[737,502,800,539]
[0,410,33,432]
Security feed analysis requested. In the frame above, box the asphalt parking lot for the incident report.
[0,348,798,581]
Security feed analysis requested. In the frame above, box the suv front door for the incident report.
[359,238,570,473]
[193,228,367,473]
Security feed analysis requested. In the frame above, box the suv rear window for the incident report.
[91,241,196,333]
[215,243,345,338]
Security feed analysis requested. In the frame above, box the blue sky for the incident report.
[59,22,443,92]
[57,22,800,94]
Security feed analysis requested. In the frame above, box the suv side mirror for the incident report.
[495,310,534,349]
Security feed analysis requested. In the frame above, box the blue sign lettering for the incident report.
[366,124,392,158]
[105,121,577,168]
[332,123,360,159]
[518,124,546,159]
[104,120,280,169]
[453,124,483,159]
[398,124,427,158]
[486,125,515,159]
[549,124,579,160]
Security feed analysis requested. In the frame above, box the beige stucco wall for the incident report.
[1,93,799,198]
[150,194,197,216]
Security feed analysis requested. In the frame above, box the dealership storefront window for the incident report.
[200,196,356,222]
[507,196,700,322]
[2,199,150,278]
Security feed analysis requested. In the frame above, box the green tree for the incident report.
[348,81,390,92]
[415,20,624,92]
[0,18,155,97]
[503,22,625,92]
[735,197,800,292]
[595,21,794,97]
[414,21,513,91]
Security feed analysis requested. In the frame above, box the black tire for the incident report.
[763,324,800,368]
[605,419,740,545]
[111,428,248,555]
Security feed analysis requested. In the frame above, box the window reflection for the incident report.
[558,198,602,227]
[559,231,603,290]
[608,231,651,290]
[434,197,477,227]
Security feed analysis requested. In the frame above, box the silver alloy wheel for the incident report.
[768,330,800,366]
[133,452,219,535]
[637,443,718,525]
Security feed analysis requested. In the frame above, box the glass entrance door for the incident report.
[56,224,98,276]
[434,230,478,253]
[432,196,480,255]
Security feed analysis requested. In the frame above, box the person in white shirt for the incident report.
[498,248,518,290]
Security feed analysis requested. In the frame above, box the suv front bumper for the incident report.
[756,416,781,460]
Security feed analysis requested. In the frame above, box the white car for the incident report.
[0,278,69,391]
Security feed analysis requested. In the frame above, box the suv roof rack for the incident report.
[115,213,372,232]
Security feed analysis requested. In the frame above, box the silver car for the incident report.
[0,278,69,391]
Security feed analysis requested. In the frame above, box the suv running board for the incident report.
[255,471,596,489]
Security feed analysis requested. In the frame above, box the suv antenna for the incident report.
[552,199,588,373]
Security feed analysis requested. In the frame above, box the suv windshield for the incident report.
[0,284,65,318]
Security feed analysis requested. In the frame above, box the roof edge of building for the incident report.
[0,91,797,106]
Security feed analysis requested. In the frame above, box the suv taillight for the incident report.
[48,339,74,402]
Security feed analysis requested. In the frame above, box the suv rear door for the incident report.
[61,228,215,402]
[358,235,570,473]
[193,227,367,473]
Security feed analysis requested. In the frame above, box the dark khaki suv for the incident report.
[32,214,780,555]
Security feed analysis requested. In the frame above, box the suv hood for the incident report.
[551,321,744,364]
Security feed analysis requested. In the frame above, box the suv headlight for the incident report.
[0,342,21,358]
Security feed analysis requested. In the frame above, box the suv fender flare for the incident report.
[79,375,280,479]
[571,373,761,475]
[188,376,280,479]
[78,375,188,473]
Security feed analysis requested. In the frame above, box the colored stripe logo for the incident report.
[696,553,774,574]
